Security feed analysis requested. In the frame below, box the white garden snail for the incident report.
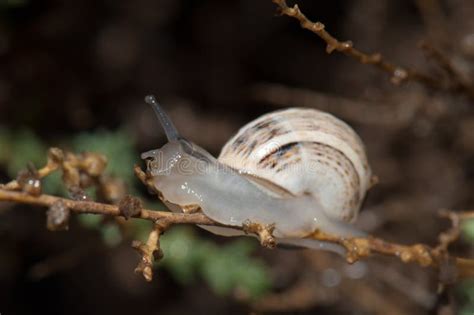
[141,95,372,250]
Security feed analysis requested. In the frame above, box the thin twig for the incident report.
[133,221,170,281]
[307,211,473,280]
[0,188,216,225]
[308,230,433,266]
[434,209,461,254]
[271,0,452,91]
[0,148,62,190]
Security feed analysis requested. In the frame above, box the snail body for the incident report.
[141,95,372,249]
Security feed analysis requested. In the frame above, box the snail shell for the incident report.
[218,108,371,223]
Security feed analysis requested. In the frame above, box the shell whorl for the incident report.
[218,108,371,222]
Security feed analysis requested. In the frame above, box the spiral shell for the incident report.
[218,108,371,222]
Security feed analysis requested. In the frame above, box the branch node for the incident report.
[182,204,201,214]
[313,21,324,31]
[343,238,371,264]
[16,165,42,196]
[118,195,143,220]
[243,220,276,249]
[390,68,409,85]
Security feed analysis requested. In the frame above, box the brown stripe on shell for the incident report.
[306,142,360,219]
[254,140,360,220]
[257,140,358,187]
[272,109,365,151]
[227,115,291,158]
[278,109,370,173]
[258,142,300,167]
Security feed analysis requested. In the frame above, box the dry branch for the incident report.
[271,0,474,98]
[132,221,169,281]
[271,0,437,86]
[1,185,473,279]
[0,188,215,225]
[0,147,473,281]
[308,229,474,280]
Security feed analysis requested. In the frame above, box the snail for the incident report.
[141,95,372,251]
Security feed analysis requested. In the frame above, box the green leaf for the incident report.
[461,219,474,243]
[460,305,474,315]
[234,259,271,298]
[158,227,271,297]
[458,280,474,315]
[200,251,236,295]
[201,239,270,298]
[160,227,200,284]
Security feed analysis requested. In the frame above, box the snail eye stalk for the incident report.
[145,95,181,142]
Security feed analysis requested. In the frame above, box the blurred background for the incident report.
[1,0,474,314]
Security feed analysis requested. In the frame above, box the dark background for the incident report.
[1,0,474,314]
